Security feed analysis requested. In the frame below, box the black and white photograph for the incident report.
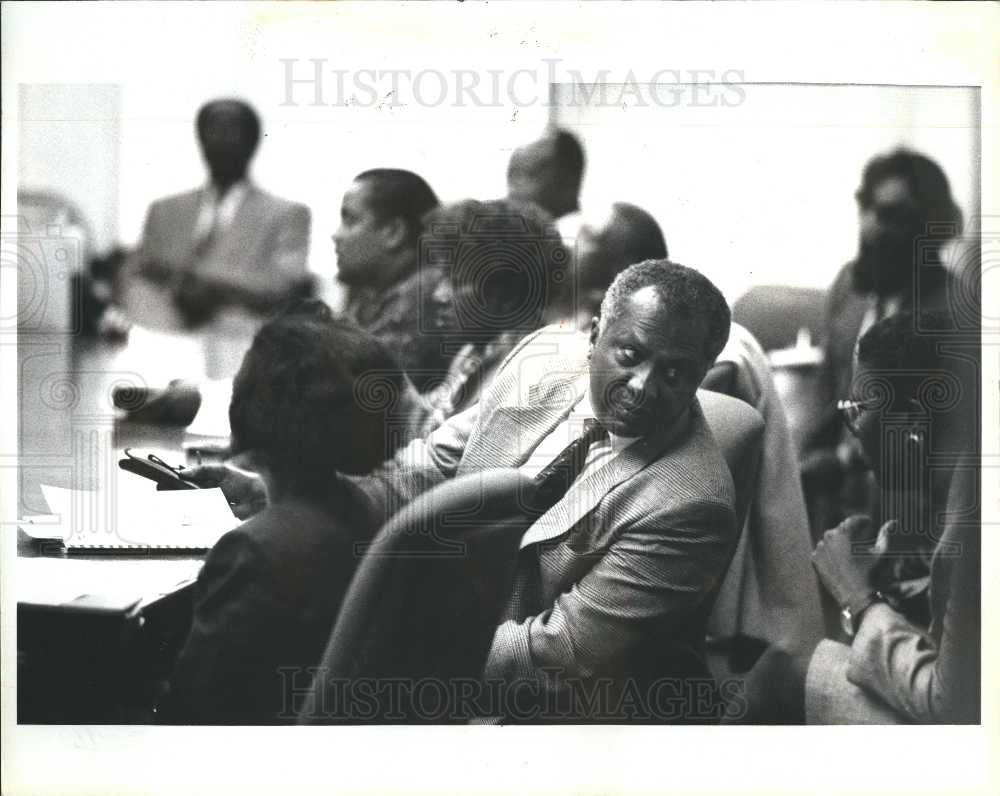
[2,2,997,795]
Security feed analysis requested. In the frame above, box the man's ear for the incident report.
[380,216,409,251]
[589,316,601,347]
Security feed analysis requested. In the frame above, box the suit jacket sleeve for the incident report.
[165,529,296,724]
[126,201,163,278]
[845,526,980,723]
[483,497,736,683]
[355,401,480,525]
[266,202,311,286]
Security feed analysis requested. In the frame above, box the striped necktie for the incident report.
[532,418,608,513]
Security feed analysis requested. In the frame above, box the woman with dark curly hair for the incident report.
[416,197,569,433]
[164,300,416,724]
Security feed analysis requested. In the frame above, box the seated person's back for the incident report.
[164,301,408,724]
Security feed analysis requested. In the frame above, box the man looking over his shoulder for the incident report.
[195,260,738,722]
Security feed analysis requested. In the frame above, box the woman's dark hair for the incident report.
[420,198,568,338]
[857,148,963,234]
[229,300,408,495]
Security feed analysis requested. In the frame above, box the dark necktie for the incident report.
[504,418,608,622]
[532,418,608,513]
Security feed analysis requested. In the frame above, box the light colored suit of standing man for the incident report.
[120,98,310,375]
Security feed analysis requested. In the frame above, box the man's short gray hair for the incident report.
[597,259,731,361]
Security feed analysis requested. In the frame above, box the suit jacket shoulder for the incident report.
[244,186,311,222]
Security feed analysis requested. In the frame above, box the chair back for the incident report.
[301,395,763,724]
[732,285,825,352]
[697,389,765,536]
[299,468,535,724]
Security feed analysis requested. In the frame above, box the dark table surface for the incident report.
[15,332,234,722]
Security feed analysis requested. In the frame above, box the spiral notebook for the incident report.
[22,484,240,552]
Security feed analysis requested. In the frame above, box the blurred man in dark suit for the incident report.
[121,99,311,336]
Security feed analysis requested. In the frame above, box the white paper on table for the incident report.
[115,325,208,386]
[185,377,233,438]
[16,557,204,608]
[36,483,240,549]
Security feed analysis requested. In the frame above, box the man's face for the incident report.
[198,105,256,187]
[853,176,923,295]
[333,180,391,286]
[588,286,711,437]
[425,266,501,345]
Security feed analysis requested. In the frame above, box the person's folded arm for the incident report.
[483,499,736,684]
[194,204,313,311]
[846,526,980,723]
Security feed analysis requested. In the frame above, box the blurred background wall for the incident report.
[15,6,979,308]
[554,82,979,302]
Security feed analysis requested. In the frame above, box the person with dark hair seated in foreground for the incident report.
[807,311,979,723]
[163,301,410,724]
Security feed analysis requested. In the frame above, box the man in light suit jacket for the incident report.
[365,259,738,722]
[119,99,311,350]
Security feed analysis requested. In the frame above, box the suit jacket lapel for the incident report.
[519,404,694,550]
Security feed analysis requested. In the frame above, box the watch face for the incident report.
[840,607,854,638]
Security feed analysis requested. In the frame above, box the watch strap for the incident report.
[846,590,886,634]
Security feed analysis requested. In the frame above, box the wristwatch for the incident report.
[840,591,886,638]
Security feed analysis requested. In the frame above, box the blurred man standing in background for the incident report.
[119,98,311,352]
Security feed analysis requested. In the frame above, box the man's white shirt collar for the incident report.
[518,390,640,480]
[195,180,250,238]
